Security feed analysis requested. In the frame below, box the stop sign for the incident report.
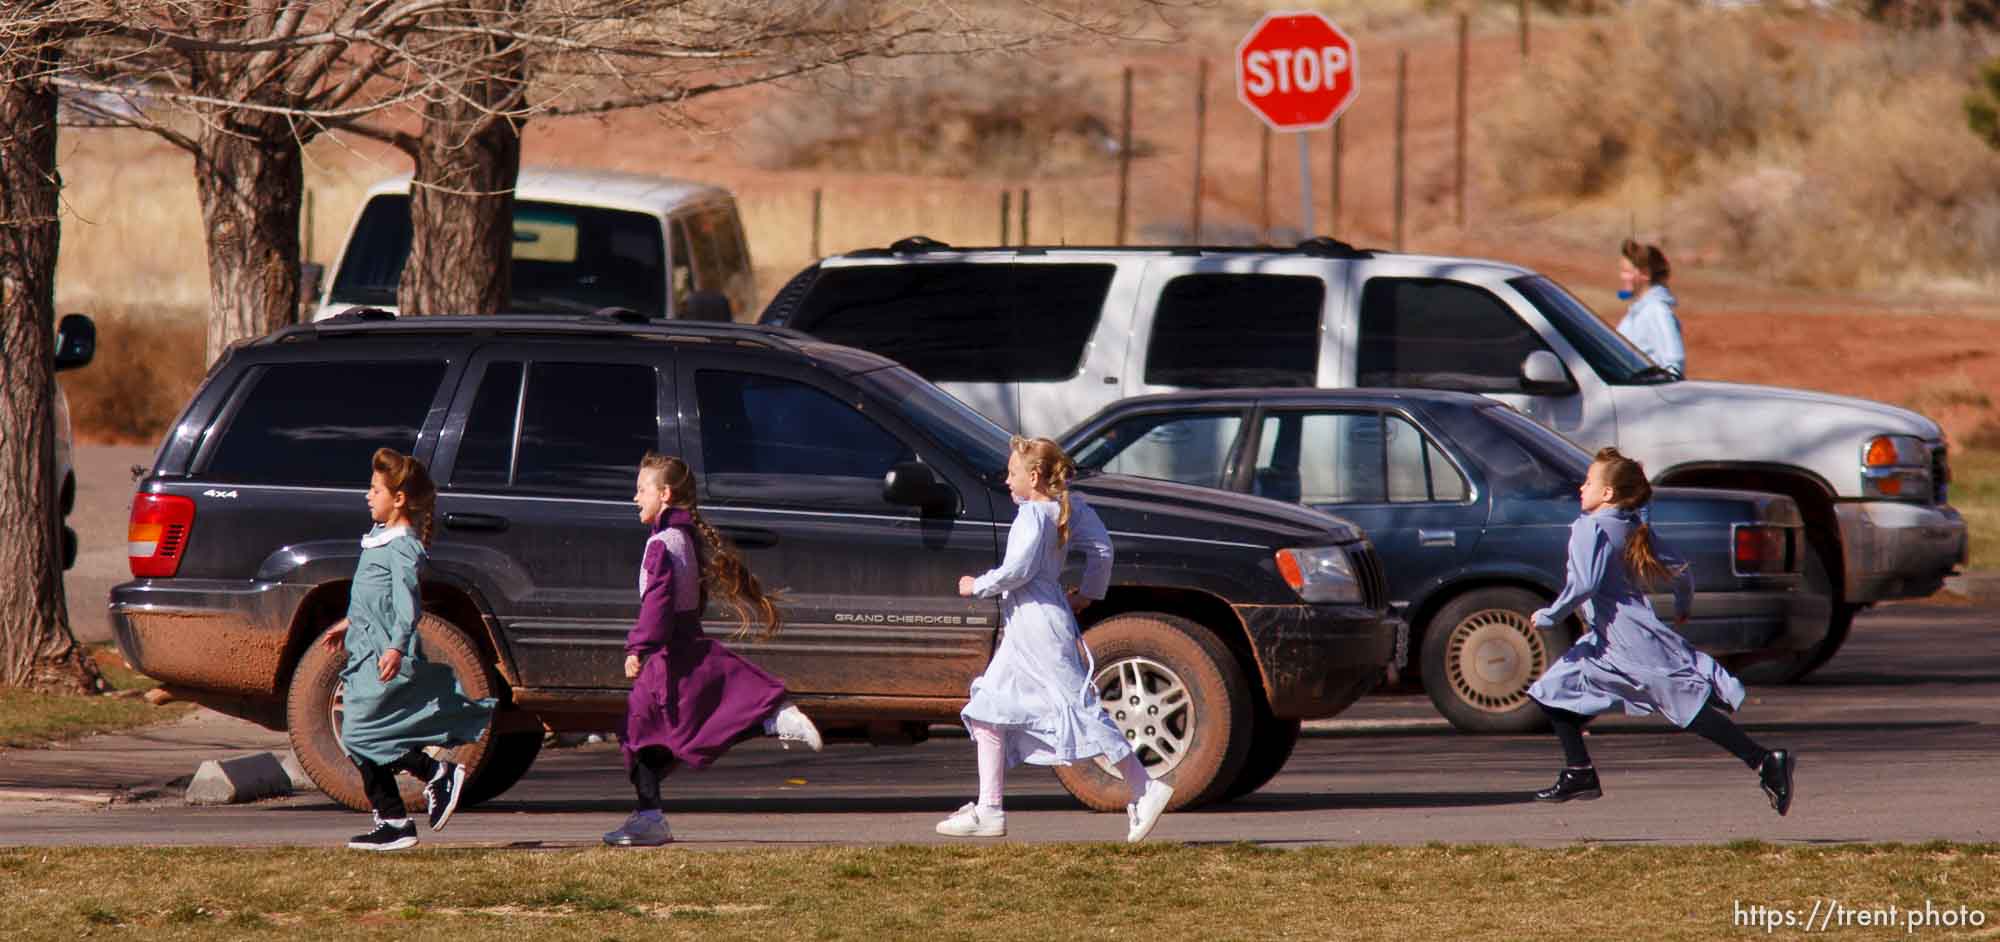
[1236,12,1358,131]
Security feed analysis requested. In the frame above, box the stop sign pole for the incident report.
[1236,12,1358,240]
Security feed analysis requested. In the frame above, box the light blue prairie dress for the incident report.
[960,495,1134,767]
[1526,507,1744,728]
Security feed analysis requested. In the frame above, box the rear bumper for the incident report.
[1234,603,1399,719]
[1671,587,1832,655]
[109,578,304,698]
[1836,501,1967,603]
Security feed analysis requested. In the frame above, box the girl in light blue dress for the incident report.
[940,437,1173,843]
[1528,447,1794,815]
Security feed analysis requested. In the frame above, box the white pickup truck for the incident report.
[761,237,1971,680]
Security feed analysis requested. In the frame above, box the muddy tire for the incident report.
[1053,612,1252,812]
[1420,587,1568,734]
[1220,714,1302,802]
[286,614,500,813]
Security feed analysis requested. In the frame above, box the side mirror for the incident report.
[681,289,734,323]
[883,461,958,514]
[54,313,95,372]
[1520,350,1575,396]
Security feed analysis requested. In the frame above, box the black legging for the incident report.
[630,746,679,812]
[1541,700,1768,771]
[354,749,441,819]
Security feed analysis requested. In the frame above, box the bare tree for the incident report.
[0,3,101,692]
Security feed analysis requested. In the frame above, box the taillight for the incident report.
[129,493,195,578]
[1732,525,1787,576]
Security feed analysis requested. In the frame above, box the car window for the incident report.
[788,263,1112,382]
[695,370,913,479]
[670,219,696,312]
[1072,412,1245,489]
[1144,274,1322,387]
[513,362,660,497]
[202,360,445,486]
[1356,278,1553,393]
[1253,411,1384,504]
[1511,274,1676,385]
[1426,403,1585,499]
[1429,440,1470,501]
[451,361,523,488]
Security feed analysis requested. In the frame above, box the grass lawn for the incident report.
[0,644,186,749]
[0,844,1994,940]
[1953,447,1999,573]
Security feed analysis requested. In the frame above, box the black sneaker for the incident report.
[1759,750,1796,816]
[347,817,418,851]
[1533,767,1603,802]
[425,762,466,832]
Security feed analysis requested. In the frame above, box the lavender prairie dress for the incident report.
[1527,506,1745,728]
[622,509,788,770]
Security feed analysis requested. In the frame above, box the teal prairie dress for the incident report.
[338,524,494,765]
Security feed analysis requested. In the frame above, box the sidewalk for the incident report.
[0,708,290,805]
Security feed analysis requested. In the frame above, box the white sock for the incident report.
[382,817,411,828]
[429,763,451,783]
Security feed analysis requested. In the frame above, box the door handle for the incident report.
[1418,528,1455,547]
[443,512,509,532]
[717,526,779,549]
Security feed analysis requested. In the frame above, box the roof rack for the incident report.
[842,235,1377,259]
[266,313,810,348]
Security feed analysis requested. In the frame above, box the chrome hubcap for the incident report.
[1445,609,1547,714]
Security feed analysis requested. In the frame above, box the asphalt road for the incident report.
[5,602,1995,848]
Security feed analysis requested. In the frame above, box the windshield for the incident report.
[328,195,667,316]
[1510,275,1677,385]
[862,365,1015,478]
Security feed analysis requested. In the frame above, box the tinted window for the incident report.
[513,363,659,496]
[1254,411,1384,505]
[1145,274,1322,387]
[203,361,445,486]
[866,366,1014,478]
[328,195,666,316]
[696,371,913,478]
[1357,279,1551,393]
[1427,403,1585,499]
[450,361,523,488]
[790,263,1112,382]
[1073,412,1245,489]
[1511,274,1675,385]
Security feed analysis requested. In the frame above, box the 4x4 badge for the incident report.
[201,489,239,499]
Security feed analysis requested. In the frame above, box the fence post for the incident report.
[1190,58,1207,243]
[1520,0,1530,60]
[1020,188,1031,244]
[1001,189,1012,245]
[1116,66,1134,246]
[1457,12,1469,229]
[810,188,823,259]
[1395,49,1408,252]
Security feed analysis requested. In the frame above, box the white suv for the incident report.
[761,237,1969,681]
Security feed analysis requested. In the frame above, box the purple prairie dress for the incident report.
[622,509,788,771]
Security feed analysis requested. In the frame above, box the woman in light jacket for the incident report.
[1617,239,1685,378]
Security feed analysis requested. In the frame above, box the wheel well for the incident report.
[277,580,510,697]
[1402,577,1554,683]
[1655,466,1844,600]
[1083,586,1268,713]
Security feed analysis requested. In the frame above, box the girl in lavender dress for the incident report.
[602,452,823,847]
[939,436,1174,843]
[1528,447,1795,815]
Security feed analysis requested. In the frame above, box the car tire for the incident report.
[1736,543,1853,685]
[1420,587,1569,734]
[1220,713,1302,802]
[286,614,501,813]
[1052,612,1252,812]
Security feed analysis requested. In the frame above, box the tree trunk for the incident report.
[398,4,527,317]
[0,27,100,693]
[192,116,304,365]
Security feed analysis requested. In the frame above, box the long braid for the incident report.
[643,450,783,641]
[1012,436,1078,546]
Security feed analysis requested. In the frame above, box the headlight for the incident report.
[1860,434,1933,502]
[1275,546,1361,604]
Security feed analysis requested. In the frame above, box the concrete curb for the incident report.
[185,752,294,805]
[280,752,318,793]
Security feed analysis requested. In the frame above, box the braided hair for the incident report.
[371,447,436,546]
[639,451,784,640]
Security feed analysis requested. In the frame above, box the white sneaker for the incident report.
[772,703,823,752]
[1126,779,1173,843]
[935,802,1006,837]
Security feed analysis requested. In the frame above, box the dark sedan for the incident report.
[1062,388,1832,733]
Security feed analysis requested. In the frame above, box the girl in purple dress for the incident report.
[603,452,823,847]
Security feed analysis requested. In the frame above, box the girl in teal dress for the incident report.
[324,448,495,850]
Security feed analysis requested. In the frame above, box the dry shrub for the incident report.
[1910,372,1996,412]
[1967,415,2000,451]
[745,58,1132,178]
[1482,7,2000,291]
[62,304,207,445]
